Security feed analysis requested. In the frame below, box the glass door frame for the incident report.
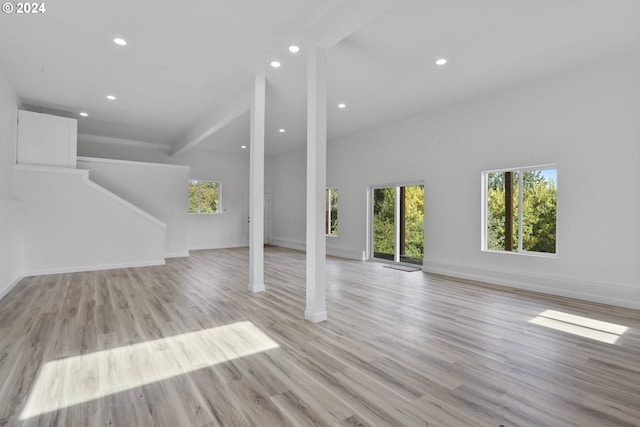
[368,181,425,264]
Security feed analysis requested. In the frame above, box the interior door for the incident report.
[246,192,271,245]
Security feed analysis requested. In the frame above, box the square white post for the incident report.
[249,73,266,293]
[305,47,328,322]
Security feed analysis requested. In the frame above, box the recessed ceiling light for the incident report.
[79,112,88,117]
[288,45,300,53]
[241,145,247,149]
[270,60,281,68]
[436,58,448,66]
[279,128,286,133]
[338,103,346,109]
[113,38,127,46]
[106,95,116,100]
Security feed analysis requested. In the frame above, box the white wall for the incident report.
[77,157,190,258]
[14,166,166,275]
[0,72,23,298]
[77,138,171,164]
[269,148,307,250]
[77,141,251,250]
[17,110,77,168]
[0,73,17,197]
[180,150,250,250]
[0,197,23,299]
[272,51,640,309]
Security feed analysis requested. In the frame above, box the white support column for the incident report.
[249,73,266,293]
[305,47,328,323]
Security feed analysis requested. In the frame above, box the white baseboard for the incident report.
[305,310,328,323]
[269,238,305,252]
[422,261,640,310]
[165,251,190,258]
[269,238,363,261]
[0,274,24,301]
[249,283,266,293]
[189,241,249,251]
[25,259,166,277]
[327,247,363,261]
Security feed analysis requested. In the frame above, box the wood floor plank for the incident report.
[270,390,329,427]
[227,377,294,427]
[0,246,639,426]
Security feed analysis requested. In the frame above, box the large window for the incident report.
[189,180,221,214]
[484,166,556,254]
[325,188,338,236]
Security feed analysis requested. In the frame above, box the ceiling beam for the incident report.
[170,87,252,157]
[307,0,396,49]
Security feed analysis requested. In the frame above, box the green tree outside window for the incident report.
[486,168,556,254]
[189,180,220,214]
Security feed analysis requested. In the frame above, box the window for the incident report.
[189,180,221,214]
[325,188,338,235]
[484,166,556,254]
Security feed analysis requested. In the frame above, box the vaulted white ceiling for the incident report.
[1,0,639,157]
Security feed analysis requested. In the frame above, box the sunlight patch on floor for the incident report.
[20,321,279,420]
[529,309,628,344]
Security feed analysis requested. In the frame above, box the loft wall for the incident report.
[270,50,640,309]
[77,157,190,258]
[14,166,166,275]
[77,143,251,250]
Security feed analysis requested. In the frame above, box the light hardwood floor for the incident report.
[1,247,639,426]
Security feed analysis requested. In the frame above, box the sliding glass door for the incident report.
[372,184,424,265]
[373,187,396,261]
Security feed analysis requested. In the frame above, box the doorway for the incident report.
[246,192,271,245]
[371,184,424,265]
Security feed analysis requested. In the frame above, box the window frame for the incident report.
[325,188,338,236]
[481,164,557,257]
[189,179,222,214]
